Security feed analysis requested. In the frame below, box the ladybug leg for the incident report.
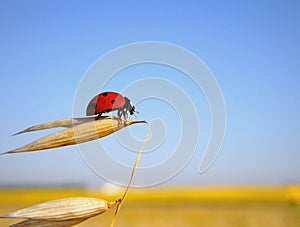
[117,109,122,118]
[95,113,102,120]
[124,109,128,119]
[121,106,128,119]
[117,109,123,126]
[117,108,129,125]
[122,107,129,120]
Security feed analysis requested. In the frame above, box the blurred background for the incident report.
[0,1,299,226]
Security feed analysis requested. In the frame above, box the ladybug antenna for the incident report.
[131,103,140,116]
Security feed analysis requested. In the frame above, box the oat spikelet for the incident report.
[12,117,96,135]
[1,197,117,221]
[3,116,146,154]
[8,218,88,227]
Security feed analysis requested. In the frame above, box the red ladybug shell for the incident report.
[86,92,126,116]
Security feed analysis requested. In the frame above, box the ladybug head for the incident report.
[124,97,136,115]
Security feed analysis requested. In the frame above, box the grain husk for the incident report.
[3,116,146,154]
[13,117,96,135]
[8,218,88,227]
[1,197,116,221]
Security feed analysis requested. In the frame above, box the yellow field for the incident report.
[0,186,300,227]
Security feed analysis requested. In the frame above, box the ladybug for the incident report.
[86,91,136,119]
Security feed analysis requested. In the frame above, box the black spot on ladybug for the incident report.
[102,92,108,97]
[111,99,116,104]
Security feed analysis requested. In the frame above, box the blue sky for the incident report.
[0,0,299,187]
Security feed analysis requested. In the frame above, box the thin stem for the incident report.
[110,123,151,227]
